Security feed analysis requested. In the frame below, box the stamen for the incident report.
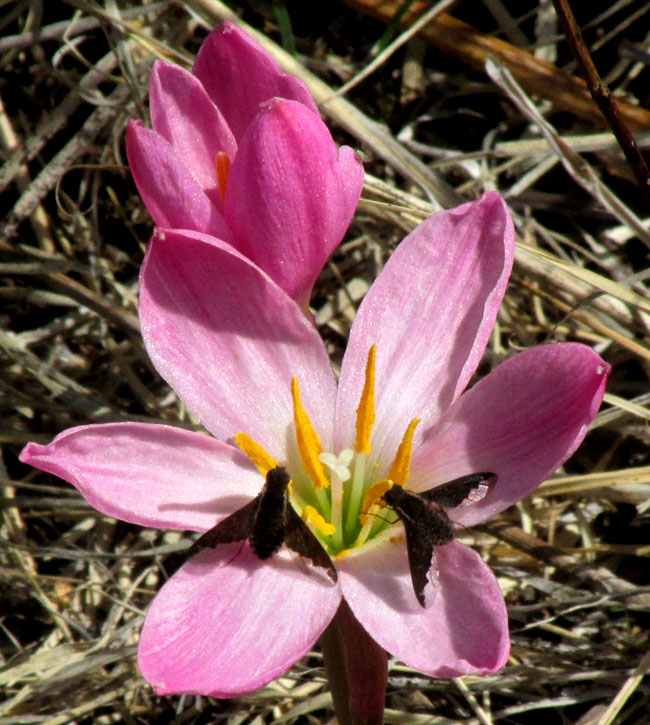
[360,479,393,526]
[356,478,393,545]
[355,344,377,454]
[216,151,231,200]
[302,505,336,537]
[291,378,329,490]
[235,433,278,476]
[388,418,421,486]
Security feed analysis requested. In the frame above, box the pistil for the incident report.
[320,451,352,549]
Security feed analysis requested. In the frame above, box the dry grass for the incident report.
[2,0,650,722]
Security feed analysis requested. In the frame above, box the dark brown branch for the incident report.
[552,0,650,207]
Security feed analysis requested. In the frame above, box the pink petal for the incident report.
[139,228,337,454]
[19,423,261,531]
[338,539,509,676]
[193,22,318,142]
[139,543,341,696]
[335,192,514,457]
[126,121,232,242]
[413,343,610,527]
[149,61,237,204]
[225,99,363,306]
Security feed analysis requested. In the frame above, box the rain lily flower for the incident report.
[127,22,363,308]
[20,192,609,696]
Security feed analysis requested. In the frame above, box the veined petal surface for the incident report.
[412,343,609,527]
[126,122,232,241]
[149,61,237,201]
[193,22,318,141]
[225,99,363,306]
[335,192,514,456]
[139,543,341,696]
[139,229,337,454]
[338,539,509,676]
[19,423,260,531]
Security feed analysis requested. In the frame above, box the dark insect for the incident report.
[188,466,337,581]
[383,472,496,607]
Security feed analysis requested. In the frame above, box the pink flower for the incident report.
[20,193,609,696]
[126,22,363,308]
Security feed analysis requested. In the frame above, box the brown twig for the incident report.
[340,0,650,130]
[552,0,650,207]
[482,521,650,606]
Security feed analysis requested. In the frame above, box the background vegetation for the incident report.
[2,0,649,722]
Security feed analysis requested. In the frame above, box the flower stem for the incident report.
[319,599,387,725]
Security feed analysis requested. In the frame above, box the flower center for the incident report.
[235,344,419,556]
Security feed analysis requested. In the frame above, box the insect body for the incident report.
[383,472,496,607]
[188,466,337,581]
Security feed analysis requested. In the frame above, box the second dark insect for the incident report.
[383,472,496,607]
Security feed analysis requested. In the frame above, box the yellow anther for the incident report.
[354,344,377,454]
[302,505,336,537]
[388,417,420,486]
[291,378,330,490]
[216,151,231,200]
[235,433,278,476]
[360,478,393,526]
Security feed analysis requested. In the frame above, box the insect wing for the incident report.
[187,466,337,581]
[401,516,439,607]
[386,489,442,607]
[284,506,337,582]
[421,472,496,508]
[187,498,258,558]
